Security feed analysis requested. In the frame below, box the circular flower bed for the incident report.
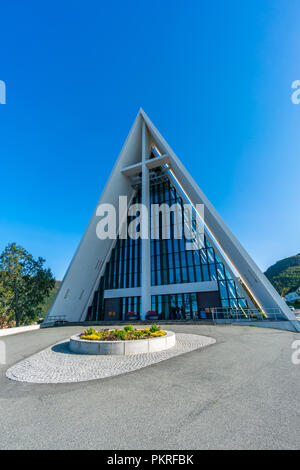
[80,324,165,341]
[69,325,176,356]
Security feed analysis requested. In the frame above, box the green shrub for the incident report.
[83,327,97,336]
[114,329,127,340]
[150,323,161,333]
[133,330,144,338]
[124,325,134,332]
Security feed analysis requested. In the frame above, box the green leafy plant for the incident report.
[124,324,134,332]
[132,329,144,338]
[83,327,98,336]
[114,329,127,340]
[150,323,161,333]
[80,325,167,341]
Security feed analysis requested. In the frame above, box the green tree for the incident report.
[0,243,55,327]
[0,273,14,327]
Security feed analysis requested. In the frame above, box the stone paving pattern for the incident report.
[6,333,215,384]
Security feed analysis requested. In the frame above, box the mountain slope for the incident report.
[264,254,300,296]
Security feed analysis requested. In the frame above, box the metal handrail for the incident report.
[208,307,287,322]
[43,315,67,324]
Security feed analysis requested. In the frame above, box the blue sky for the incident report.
[0,0,299,280]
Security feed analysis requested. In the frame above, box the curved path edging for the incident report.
[6,333,216,384]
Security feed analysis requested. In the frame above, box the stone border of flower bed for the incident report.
[69,330,176,355]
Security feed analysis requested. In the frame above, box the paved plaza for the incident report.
[0,324,300,449]
[6,333,215,383]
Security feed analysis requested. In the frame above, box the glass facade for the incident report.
[104,217,141,290]
[87,191,142,321]
[149,177,248,312]
[121,296,141,317]
[86,168,248,321]
[152,293,216,320]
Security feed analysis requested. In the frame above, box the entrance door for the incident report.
[197,291,221,319]
[103,298,121,321]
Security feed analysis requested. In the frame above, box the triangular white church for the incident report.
[45,109,299,332]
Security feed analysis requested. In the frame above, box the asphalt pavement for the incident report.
[0,324,299,450]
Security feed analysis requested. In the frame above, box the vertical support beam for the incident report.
[141,121,151,319]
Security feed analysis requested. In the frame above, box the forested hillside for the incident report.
[264,254,300,296]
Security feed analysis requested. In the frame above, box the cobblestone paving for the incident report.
[6,333,215,384]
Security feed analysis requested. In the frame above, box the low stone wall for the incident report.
[215,319,299,332]
[0,324,40,337]
[69,330,176,355]
[233,320,298,332]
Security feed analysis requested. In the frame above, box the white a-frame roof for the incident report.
[45,109,299,331]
